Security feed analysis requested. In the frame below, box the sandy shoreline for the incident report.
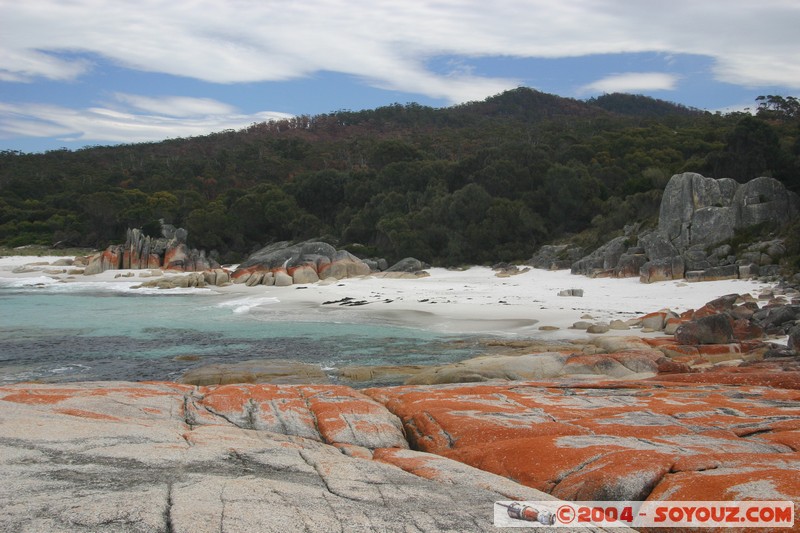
[0,255,776,339]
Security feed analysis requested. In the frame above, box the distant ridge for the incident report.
[587,92,705,117]
[453,86,605,120]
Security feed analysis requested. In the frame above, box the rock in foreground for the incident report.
[0,381,590,533]
[5,378,796,531]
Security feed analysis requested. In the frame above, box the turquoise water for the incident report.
[0,277,480,386]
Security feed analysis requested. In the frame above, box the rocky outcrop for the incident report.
[0,381,619,533]
[658,173,799,251]
[555,173,800,282]
[639,290,800,345]
[85,224,218,275]
[232,241,373,286]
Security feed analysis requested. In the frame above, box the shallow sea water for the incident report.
[0,276,481,386]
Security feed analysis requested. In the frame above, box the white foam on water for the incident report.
[50,363,91,374]
[216,295,281,314]
[0,275,60,288]
[0,276,212,295]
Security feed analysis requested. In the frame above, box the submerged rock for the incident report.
[180,359,331,386]
[401,344,687,385]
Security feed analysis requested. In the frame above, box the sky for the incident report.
[1,1,799,154]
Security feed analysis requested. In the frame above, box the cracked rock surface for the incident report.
[1,381,625,532]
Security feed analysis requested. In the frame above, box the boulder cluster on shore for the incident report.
[78,226,431,289]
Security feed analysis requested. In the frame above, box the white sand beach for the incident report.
[244,267,774,337]
[0,255,775,338]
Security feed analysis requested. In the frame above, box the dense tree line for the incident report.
[1,89,798,265]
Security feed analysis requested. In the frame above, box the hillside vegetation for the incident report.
[1,89,798,265]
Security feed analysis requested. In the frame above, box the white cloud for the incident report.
[112,94,238,118]
[1,0,798,105]
[1,0,800,147]
[580,72,680,94]
[0,49,92,83]
[0,100,293,144]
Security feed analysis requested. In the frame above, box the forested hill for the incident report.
[1,88,798,265]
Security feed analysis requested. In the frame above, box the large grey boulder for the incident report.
[234,241,372,284]
[735,176,800,229]
[675,314,735,345]
[386,257,431,273]
[789,325,800,353]
[638,231,679,261]
[658,173,799,252]
[639,256,685,284]
[238,241,331,271]
[658,173,739,250]
[528,244,584,270]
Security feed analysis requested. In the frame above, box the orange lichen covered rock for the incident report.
[188,383,320,439]
[551,449,674,501]
[0,382,190,417]
[366,378,800,505]
[296,385,408,449]
[655,363,800,389]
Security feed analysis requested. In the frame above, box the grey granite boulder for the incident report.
[386,257,431,272]
[570,235,629,276]
[675,314,735,345]
[735,176,800,228]
[233,241,373,284]
[528,244,584,270]
[658,172,739,250]
[789,325,800,353]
